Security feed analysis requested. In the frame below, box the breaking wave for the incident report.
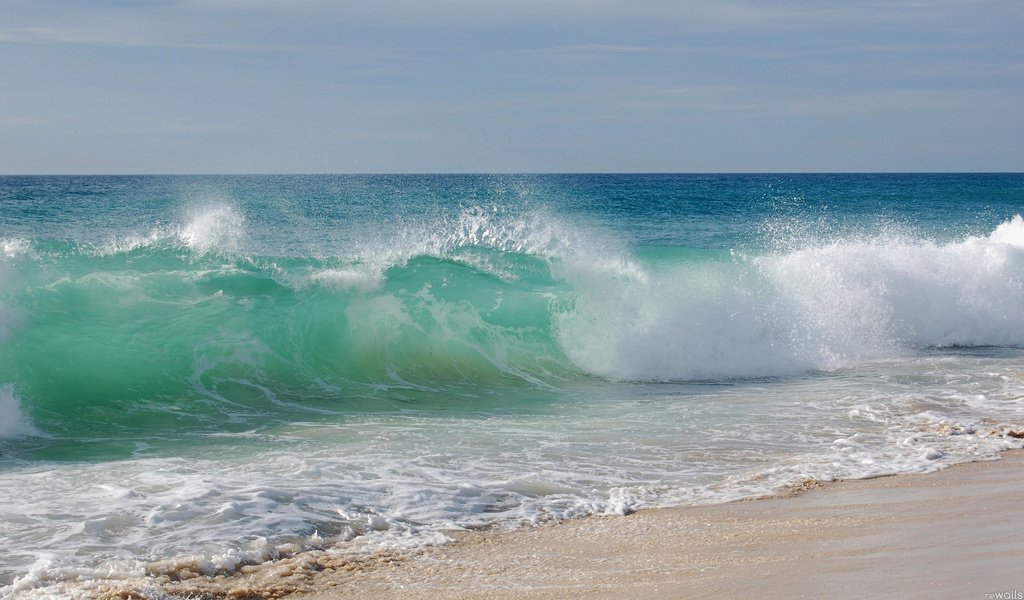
[2,208,1024,437]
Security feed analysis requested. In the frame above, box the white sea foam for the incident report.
[765,213,1024,350]
[4,362,1023,599]
[557,215,1024,381]
[0,385,38,440]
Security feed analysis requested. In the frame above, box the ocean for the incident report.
[2,173,1023,598]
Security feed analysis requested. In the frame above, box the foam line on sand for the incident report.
[291,450,1024,600]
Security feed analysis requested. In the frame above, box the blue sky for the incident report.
[1,0,1021,173]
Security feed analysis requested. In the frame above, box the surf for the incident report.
[3,205,1024,444]
[3,174,1024,598]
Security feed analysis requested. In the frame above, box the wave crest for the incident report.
[558,215,1024,381]
[4,211,1024,423]
[90,204,247,257]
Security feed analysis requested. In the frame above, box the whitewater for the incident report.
[1,174,1023,598]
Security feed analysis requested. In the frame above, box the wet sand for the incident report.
[291,450,1024,600]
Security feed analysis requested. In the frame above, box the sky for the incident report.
[0,0,1021,174]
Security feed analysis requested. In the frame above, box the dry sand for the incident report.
[290,451,1024,600]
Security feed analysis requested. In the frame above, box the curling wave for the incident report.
[2,209,1024,438]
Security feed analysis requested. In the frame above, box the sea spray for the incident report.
[0,385,37,439]
[556,215,1024,380]
[4,208,1024,400]
[5,209,1024,434]
[761,214,1024,351]
[177,203,246,255]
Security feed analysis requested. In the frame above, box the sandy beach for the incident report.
[281,451,1024,600]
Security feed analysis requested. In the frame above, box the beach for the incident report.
[289,450,1024,600]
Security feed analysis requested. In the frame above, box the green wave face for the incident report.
[5,179,1024,461]
[0,242,580,446]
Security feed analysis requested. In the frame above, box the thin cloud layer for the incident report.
[0,0,1020,172]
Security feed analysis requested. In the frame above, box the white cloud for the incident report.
[543,44,653,54]
[0,0,1018,172]
[612,84,760,113]
[0,117,39,127]
[782,89,977,115]
[0,25,152,47]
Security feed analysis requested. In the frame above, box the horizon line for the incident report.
[1,171,1022,177]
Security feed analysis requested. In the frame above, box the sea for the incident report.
[1,173,1023,598]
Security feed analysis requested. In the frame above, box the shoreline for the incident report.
[97,448,1024,599]
[294,450,1024,600]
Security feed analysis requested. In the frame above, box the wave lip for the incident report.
[88,203,248,258]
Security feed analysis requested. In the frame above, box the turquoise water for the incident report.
[2,174,1024,597]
